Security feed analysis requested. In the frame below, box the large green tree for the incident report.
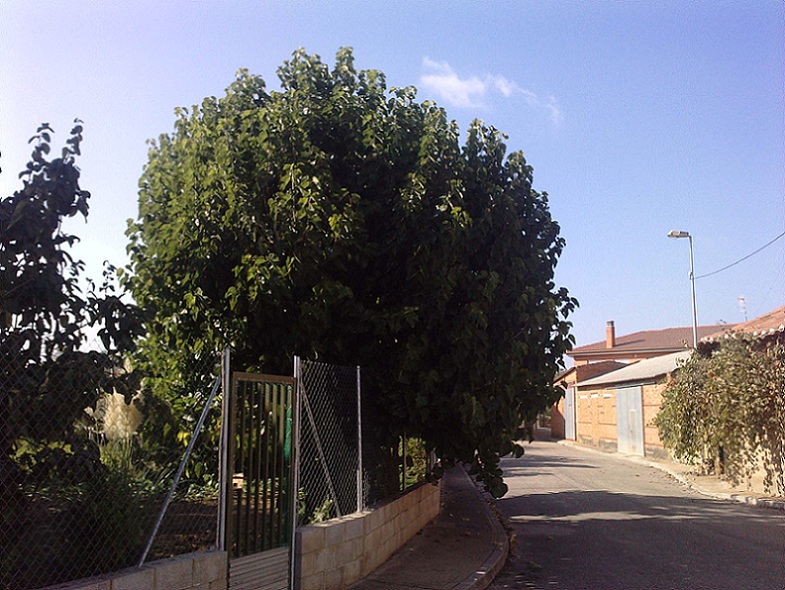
[126,48,576,496]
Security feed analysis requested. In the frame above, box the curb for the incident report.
[637,459,785,512]
[454,468,510,590]
[558,439,785,512]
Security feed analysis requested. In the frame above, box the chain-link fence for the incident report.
[296,360,360,523]
[2,339,431,588]
[294,360,431,524]
[361,395,432,507]
[0,336,223,590]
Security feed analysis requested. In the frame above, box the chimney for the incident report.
[606,321,616,348]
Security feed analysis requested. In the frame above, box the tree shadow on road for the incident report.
[492,489,785,590]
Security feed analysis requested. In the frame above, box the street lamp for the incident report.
[667,229,698,348]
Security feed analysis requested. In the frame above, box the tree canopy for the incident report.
[126,48,576,496]
[1,123,119,456]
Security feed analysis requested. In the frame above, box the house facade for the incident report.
[573,351,691,458]
[546,361,626,441]
[550,320,730,445]
[552,307,782,462]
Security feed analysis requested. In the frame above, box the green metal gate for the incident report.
[225,372,296,590]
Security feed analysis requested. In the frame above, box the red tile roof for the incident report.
[569,324,734,358]
[703,305,785,341]
[575,360,628,381]
[555,360,627,384]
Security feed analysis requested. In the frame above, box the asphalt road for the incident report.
[488,441,785,590]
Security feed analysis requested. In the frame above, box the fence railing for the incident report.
[0,340,222,590]
[226,372,295,557]
[296,360,361,523]
[1,345,430,590]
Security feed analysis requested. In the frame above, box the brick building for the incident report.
[568,320,732,366]
[549,321,730,445]
[548,308,782,459]
[573,351,691,458]
[543,361,626,441]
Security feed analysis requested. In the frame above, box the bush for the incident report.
[656,338,785,493]
[5,445,153,589]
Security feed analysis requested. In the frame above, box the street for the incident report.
[488,442,785,590]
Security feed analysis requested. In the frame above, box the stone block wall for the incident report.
[45,482,441,590]
[49,551,227,590]
[295,481,441,590]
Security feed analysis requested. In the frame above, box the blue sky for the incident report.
[2,1,783,355]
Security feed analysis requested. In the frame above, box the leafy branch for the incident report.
[655,337,785,494]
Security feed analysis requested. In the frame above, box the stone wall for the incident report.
[295,481,441,590]
[49,551,227,590]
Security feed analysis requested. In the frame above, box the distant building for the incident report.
[554,306,783,459]
[542,361,627,441]
[702,304,784,345]
[551,319,732,445]
[572,350,691,458]
[568,320,734,366]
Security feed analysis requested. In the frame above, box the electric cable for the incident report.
[695,229,785,280]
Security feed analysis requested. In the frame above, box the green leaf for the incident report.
[125,48,577,496]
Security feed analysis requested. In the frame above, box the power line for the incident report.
[695,230,785,280]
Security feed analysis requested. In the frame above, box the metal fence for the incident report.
[295,359,361,523]
[362,397,431,506]
[294,359,430,524]
[0,339,222,590]
[226,372,295,557]
[1,343,430,590]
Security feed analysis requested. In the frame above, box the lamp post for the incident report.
[667,229,698,348]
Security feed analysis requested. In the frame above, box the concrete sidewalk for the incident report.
[346,466,508,590]
[561,440,785,511]
[632,451,785,511]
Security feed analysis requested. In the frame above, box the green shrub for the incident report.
[656,339,785,493]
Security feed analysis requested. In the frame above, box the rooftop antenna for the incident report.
[737,295,748,322]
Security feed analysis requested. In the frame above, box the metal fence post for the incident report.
[401,432,407,491]
[217,347,231,552]
[290,356,303,589]
[356,365,363,513]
